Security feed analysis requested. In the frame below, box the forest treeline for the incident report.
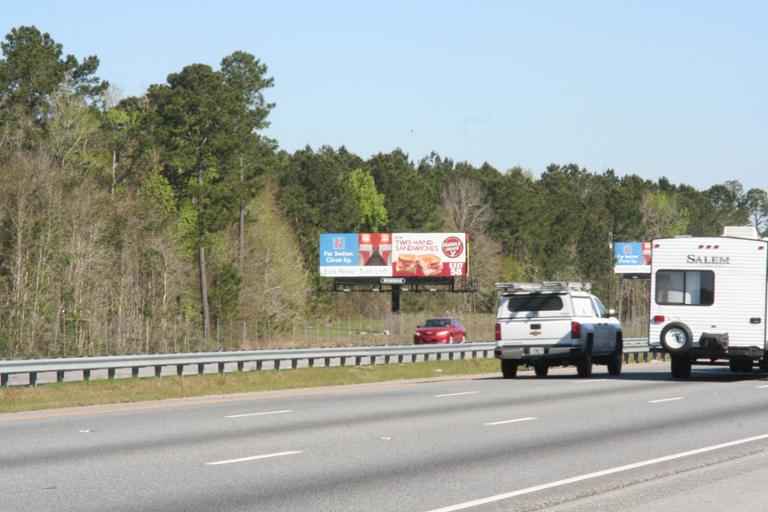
[1,26,766,358]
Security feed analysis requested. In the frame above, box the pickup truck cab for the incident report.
[494,282,623,378]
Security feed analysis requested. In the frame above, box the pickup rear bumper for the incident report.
[495,343,585,362]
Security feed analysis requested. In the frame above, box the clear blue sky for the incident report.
[4,1,767,191]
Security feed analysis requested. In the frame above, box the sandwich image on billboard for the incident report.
[392,233,467,278]
[319,233,468,278]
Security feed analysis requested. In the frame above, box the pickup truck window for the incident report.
[507,294,563,312]
[572,297,594,316]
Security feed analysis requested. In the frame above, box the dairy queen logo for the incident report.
[441,236,464,258]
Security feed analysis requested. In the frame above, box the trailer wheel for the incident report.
[671,353,691,378]
[501,359,518,379]
[660,323,693,354]
[729,358,753,373]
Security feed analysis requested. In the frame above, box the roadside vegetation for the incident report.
[1,26,766,360]
[0,359,501,414]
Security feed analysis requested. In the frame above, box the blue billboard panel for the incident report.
[614,241,651,274]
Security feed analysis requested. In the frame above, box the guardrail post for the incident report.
[449,352,454,361]
[274,360,281,370]
[355,356,362,366]
[324,357,331,367]
[398,354,404,364]
[108,368,116,380]
[29,372,37,387]
[176,364,184,377]
[411,354,417,363]
[483,350,489,358]
[425,353,430,362]
[131,367,139,378]
[623,353,629,363]
[308,358,314,368]
[461,351,466,360]
[340,357,346,367]
[198,363,205,375]
[633,353,639,363]
[155,366,162,377]
[291,359,298,369]
[436,353,442,361]
[256,361,263,371]
[218,363,225,374]
[237,361,244,372]
[370,356,376,366]
[84,369,91,381]
[56,371,65,383]
[472,350,477,359]
[385,355,391,365]
[1,374,8,387]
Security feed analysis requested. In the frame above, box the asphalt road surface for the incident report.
[5,361,768,512]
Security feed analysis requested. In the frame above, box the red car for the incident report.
[414,318,467,344]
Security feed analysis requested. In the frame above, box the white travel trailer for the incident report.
[649,226,768,378]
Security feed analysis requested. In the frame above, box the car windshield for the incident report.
[423,319,451,327]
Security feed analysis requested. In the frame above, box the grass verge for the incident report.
[0,359,501,414]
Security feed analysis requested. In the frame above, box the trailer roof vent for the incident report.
[723,225,759,239]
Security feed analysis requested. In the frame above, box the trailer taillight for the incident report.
[653,315,665,323]
[571,321,581,339]
[495,322,501,341]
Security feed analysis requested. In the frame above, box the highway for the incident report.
[4,361,768,511]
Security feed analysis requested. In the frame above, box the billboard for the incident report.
[614,241,652,274]
[319,233,468,278]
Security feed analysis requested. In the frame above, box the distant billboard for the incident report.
[614,241,652,274]
[319,233,468,278]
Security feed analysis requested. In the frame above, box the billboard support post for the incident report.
[391,285,401,314]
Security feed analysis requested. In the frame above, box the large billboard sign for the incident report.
[614,241,652,274]
[319,233,468,278]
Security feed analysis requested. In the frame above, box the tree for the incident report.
[348,168,387,232]
[148,61,269,347]
[745,188,768,235]
[641,191,689,239]
[0,26,107,133]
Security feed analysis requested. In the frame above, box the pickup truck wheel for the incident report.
[577,339,593,378]
[501,359,518,379]
[607,336,623,376]
[534,362,549,377]
[670,353,691,378]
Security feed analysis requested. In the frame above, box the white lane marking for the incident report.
[434,391,480,398]
[755,385,768,389]
[424,432,768,512]
[225,410,293,419]
[574,379,607,384]
[206,450,303,466]
[484,417,538,426]
[648,397,684,404]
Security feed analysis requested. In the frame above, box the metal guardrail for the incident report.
[0,338,651,386]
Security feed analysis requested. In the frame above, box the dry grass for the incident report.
[0,359,501,414]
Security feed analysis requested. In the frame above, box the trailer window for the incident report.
[655,270,714,305]
[507,294,564,312]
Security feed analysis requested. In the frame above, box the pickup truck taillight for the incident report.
[495,322,501,341]
[571,321,581,339]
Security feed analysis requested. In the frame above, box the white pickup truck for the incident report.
[493,282,623,378]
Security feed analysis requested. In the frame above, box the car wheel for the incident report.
[607,334,623,376]
[671,353,692,378]
[534,362,549,378]
[660,323,692,354]
[501,359,518,379]
[577,337,593,378]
